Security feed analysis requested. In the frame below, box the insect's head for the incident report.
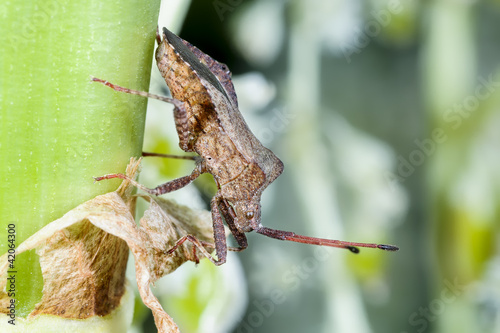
[231,200,261,233]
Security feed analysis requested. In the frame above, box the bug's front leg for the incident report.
[219,199,248,252]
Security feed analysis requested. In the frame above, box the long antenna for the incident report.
[255,226,399,253]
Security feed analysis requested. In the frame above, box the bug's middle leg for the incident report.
[94,165,203,196]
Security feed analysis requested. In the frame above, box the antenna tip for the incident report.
[347,246,360,254]
[377,244,399,252]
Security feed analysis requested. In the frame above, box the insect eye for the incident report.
[245,211,254,219]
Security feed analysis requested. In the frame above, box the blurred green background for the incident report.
[137,0,500,332]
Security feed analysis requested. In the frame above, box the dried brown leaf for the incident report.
[0,158,217,333]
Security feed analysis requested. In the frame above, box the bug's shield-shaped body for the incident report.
[93,28,398,263]
[155,28,284,236]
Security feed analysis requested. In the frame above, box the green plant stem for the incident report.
[0,0,161,317]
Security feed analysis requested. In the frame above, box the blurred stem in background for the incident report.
[0,0,160,324]
[286,0,372,332]
[423,0,498,332]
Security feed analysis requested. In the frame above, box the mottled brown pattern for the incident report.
[156,41,220,144]
[219,162,266,201]
[194,131,246,185]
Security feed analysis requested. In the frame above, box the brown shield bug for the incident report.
[93,27,398,265]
